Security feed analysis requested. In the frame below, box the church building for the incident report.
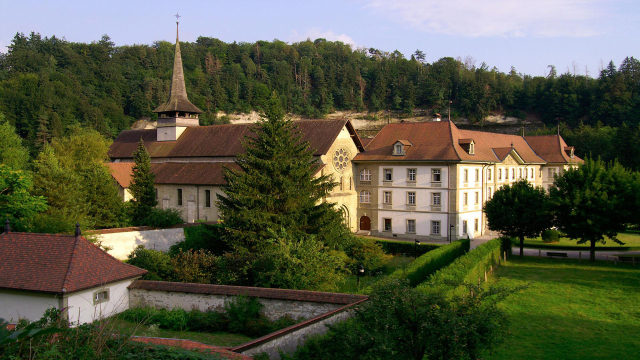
[108,22,364,230]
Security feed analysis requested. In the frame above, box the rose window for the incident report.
[333,147,350,172]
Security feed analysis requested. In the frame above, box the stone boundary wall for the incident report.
[128,281,367,358]
[89,222,216,260]
[232,299,366,359]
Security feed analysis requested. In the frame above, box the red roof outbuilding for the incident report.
[0,232,147,294]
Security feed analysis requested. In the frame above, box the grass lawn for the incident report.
[487,257,640,360]
[520,231,640,250]
[106,318,252,347]
[337,255,414,294]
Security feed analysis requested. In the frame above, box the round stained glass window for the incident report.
[333,147,350,172]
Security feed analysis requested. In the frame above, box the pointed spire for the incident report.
[75,222,81,237]
[153,17,202,115]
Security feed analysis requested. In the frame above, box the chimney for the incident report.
[4,218,10,233]
[75,222,81,237]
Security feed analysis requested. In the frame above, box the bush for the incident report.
[389,239,470,287]
[127,246,174,281]
[500,236,513,257]
[420,238,502,294]
[541,229,561,243]
[171,249,219,284]
[171,223,230,256]
[344,237,393,275]
[224,296,264,335]
[141,207,183,228]
[375,239,440,256]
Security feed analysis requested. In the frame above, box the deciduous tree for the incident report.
[550,159,640,261]
[484,179,552,257]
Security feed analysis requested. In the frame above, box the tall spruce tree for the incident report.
[129,139,157,224]
[217,94,350,252]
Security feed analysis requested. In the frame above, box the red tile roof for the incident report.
[109,119,364,160]
[107,162,134,188]
[355,121,547,164]
[525,135,584,164]
[0,232,147,294]
[131,337,251,360]
[152,162,240,185]
[129,280,367,305]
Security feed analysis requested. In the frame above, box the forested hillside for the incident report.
[0,32,639,162]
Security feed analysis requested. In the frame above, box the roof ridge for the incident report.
[61,235,83,293]
[447,122,462,161]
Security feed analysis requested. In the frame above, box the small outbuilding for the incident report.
[0,223,147,324]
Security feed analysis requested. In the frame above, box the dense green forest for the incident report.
[0,32,638,163]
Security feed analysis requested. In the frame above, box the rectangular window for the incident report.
[432,169,441,182]
[463,192,468,206]
[205,189,211,208]
[548,168,556,178]
[511,168,515,180]
[488,169,492,182]
[384,168,393,181]
[155,188,158,199]
[475,169,479,182]
[463,220,468,234]
[488,187,493,199]
[407,219,416,233]
[407,168,417,182]
[383,218,392,231]
[474,218,479,232]
[407,191,416,205]
[475,191,479,204]
[177,189,183,206]
[464,169,469,183]
[498,169,502,180]
[432,192,441,205]
[431,220,441,235]
[519,168,523,179]
[93,289,110,305]
[383,191,392,204]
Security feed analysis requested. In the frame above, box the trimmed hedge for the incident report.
[389,239,470,287]
[375,239,441,256]
[418,238,502,294]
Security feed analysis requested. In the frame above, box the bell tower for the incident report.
[153,13,203,142]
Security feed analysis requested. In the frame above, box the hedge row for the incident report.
[389,239,470,287]
[417,238,503,294]
[375,239,441,256]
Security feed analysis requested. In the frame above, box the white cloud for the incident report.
[289,28,358,47]
[364,0,612,37]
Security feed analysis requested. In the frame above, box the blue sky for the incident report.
[1,0,638,77]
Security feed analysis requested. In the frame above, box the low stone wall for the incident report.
[232,300,365,359]
[128,280,365,321]
[127,280,367,358]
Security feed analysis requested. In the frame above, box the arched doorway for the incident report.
[339,205,350,229]
[360,216,371,231]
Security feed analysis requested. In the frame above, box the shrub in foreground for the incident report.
[126,246,174,281]
[284,280,513,360]
[375,239,440,256]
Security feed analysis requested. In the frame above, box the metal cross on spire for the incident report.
[175,12,181,22]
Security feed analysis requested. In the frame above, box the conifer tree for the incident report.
[129,139,157,224]
[217,93,349,253]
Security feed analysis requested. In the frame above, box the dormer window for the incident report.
[393,140,412,156]
[395,144,403,155]
[459,139,475,155]
[565,146,575,158]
